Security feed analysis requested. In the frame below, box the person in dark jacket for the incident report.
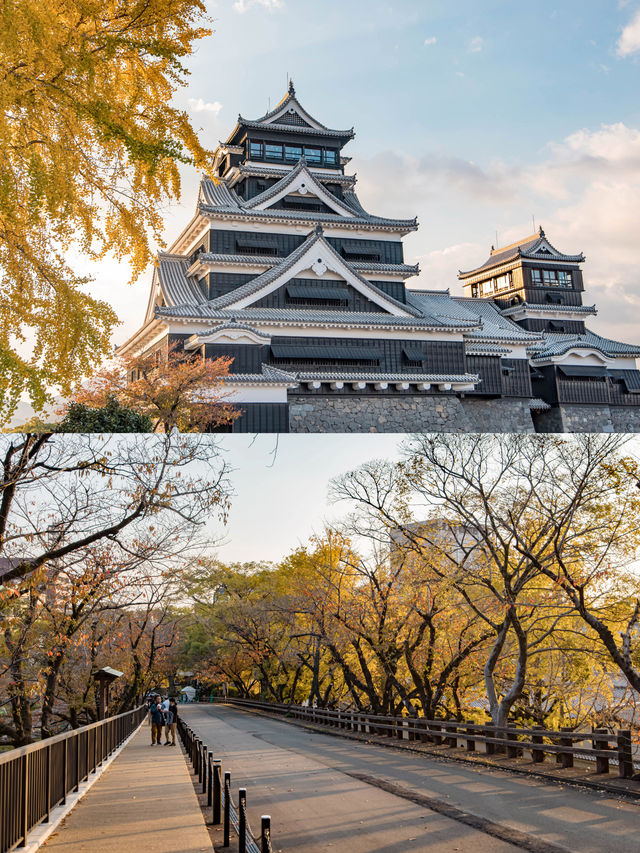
[149,696,164,745]
[165,699,178,745]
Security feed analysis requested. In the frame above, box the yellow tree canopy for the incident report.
[0,0,214,423]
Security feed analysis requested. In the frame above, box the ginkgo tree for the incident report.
[0,0,216,424]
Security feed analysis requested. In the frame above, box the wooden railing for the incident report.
[221,698,637,779]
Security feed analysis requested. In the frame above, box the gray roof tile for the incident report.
[207,228,424,316]
[532,329,640,360]
[459,229,585,278]
[157,254,206,306]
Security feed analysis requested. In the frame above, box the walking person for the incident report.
[149,695,164,745]
[165,698,178,745]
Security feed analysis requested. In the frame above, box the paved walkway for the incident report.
[182,703,640,853]
[43,724,212,852]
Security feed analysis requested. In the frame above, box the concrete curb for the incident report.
[20,719,147,852]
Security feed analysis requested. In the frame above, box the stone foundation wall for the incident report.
[460,398,535,433]
[531,406,565,433]
[609,407,640,433]
[288,395,640,434]
[288,394,472,433]
[534,404,615,433]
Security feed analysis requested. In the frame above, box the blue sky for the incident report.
[85,0,640,353]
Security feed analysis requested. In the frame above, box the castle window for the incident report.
[532,268,572,287]
[324,150,338,165]
[285,145,303,161]
[249,141,263,159]
[304,147,322,164]
[493,272,512,291]
[265,143,283,160]
[471,284,479,297]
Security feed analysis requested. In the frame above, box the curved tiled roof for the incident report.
[250,83,329,129]
[459,229,585,279]
[294,370,479,384]
[194,321,271,340]
[500,302,597,317]
[465,342,512,356]
[451,298,543,344]
[222,364,299,385]
[236,164,356,185]
[156,254,206,306]
[532,330,640,361]
[155,304,476,330]
[191,252,419,278]
[207,228,423,316]
[241,159,357,218]
[197,176,417,230]
[235,118,354,139]
[199,179,241,208]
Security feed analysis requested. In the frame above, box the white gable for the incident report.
[222,238,413,316]
[247,166,356,218]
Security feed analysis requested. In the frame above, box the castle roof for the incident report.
[406,291,542,346]
[204,226,421,316]
[531,330,640,362]
[197,171,417,231]
[459,228,585,279]
[226,82,354,144]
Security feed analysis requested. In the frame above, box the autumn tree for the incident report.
[0,431,230,743]
[0,0,216,424]
[331,435,640,726]
[65,344,240,432]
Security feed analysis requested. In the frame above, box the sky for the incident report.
[207,434,404,562]
[197,432,640,564]
[83,0,640,351]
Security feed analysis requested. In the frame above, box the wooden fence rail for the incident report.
[220,698,637,779]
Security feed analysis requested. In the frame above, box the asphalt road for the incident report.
[181,704,639,853]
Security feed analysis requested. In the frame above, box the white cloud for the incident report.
[424,36,437,46]
[188,98,223,115]
[233,0,283,12]
[469,36,484,53]
[617,9,640,56]
[354,122,640,341]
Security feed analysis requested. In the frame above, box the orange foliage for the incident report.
[66,344,241,432]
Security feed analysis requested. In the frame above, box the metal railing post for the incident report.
[62,738,68,805]
[207,752,213,806]
[19,753,28,848]
[239,788,247,853]
[201,744,207,794]
[213,760,222,824]
[261,815,272,853]
[44,744,51,823]
[223,771,231,847]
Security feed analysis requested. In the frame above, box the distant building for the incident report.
[119,83,640,433]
